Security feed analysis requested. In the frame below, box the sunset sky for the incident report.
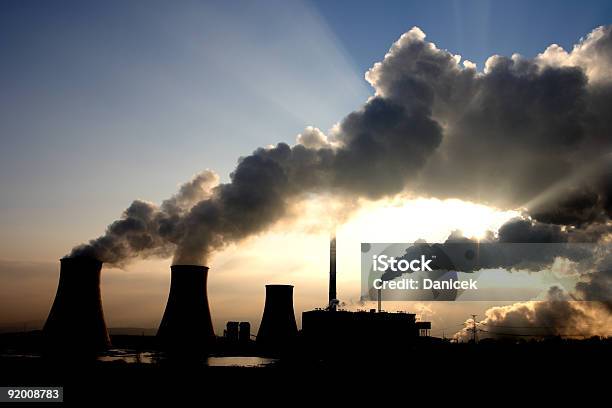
[1,0,612,337]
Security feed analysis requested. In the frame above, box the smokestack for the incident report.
[257,285,297,350]
[43,257,111,352]
[157,265,215,352]
[329,233,337,311]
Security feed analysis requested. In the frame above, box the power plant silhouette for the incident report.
[157,265,215,352]
[43,257,111,352]
[256,285,298,350]
[42,236,431,355]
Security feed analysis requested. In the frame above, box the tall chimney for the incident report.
[329,233,337,311]
[257,285,297,350]
[43,257,111,352]
[157,265,215,352]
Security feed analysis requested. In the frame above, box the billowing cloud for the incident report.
[70,170,219,265]
[295,126,331,149]
[71,26,612,270]
[454,287,612,341]
[373,27,612,219]
[537,25,612,84]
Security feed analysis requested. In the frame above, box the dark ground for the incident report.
[0,332,610,404]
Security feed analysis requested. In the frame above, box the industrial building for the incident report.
[301,235,432,349]
[225,321,251,345]
[303,309,431,348]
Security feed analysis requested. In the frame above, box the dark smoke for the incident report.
[379,218,596,282]
[71,25,612,269]
[70,170,219,265]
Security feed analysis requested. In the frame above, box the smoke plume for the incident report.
[71,25,612,268]
[454,287,612,341]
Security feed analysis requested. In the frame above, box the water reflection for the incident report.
[207,356,276,367]
[97,348,156,364]
[96,349,277,367]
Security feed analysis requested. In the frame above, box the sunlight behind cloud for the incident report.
[341,197,518,242]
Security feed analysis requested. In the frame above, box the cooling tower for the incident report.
[157,265,215,352]
[43,257,111,352]
[256,285,298,350]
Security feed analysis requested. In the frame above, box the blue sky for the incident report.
[311,0,612,72]
[0,0,611,260]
